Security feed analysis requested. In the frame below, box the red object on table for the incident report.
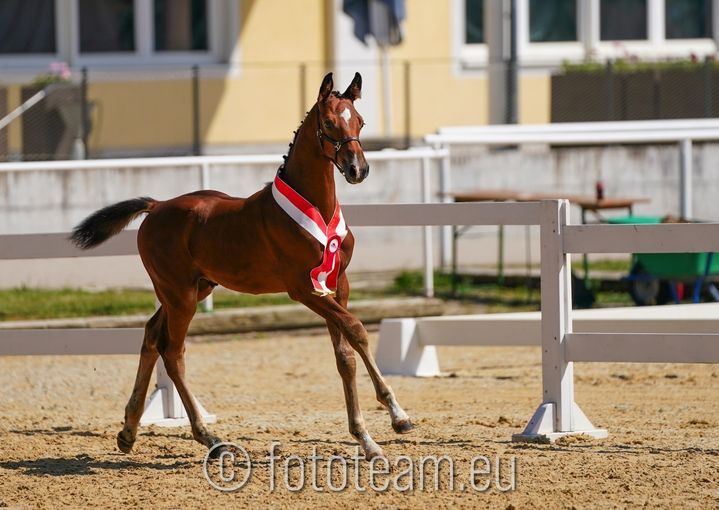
[595,180,604,200]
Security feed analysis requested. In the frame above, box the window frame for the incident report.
[455,0,719,73]
[0,0,239,78]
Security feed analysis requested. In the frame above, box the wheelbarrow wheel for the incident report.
[628,263,673,306]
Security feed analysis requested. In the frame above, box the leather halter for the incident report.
[316,108,361,174]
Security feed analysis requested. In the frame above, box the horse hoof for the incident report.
[365,449,386,461]
[207,440,229,460]
[116,431,135,453]
[392,418,415,434]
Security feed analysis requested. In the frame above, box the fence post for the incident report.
[541,199,574,431]
[679,138,693,220]
[437,144,452,270]
[513,200,606,442]
[199,161,214,312]
[421,156,434,298]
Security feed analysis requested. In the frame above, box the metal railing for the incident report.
[426,118,719,267]
[0,147,449,297]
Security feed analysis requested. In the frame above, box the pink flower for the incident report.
[48,61,71,80]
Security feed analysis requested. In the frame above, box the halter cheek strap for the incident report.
[316,109,361,174]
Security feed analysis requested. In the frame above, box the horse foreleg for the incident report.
[332,274,414,434]
[117,308,162,453]
[327,321,384,459]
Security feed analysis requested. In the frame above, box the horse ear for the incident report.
[342,72,362,101]
[318,72,333,102]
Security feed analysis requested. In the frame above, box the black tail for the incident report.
[70,197,157,249]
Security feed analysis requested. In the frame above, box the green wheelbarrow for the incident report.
[611,216,719,305]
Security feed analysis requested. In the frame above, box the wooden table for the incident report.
[447,189,651,287]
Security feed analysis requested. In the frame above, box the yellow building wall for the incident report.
[385,0,550,134]
[386,0,487,135]
[519,74,551,124]
[4,0,552,156]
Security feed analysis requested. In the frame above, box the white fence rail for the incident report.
[375,200,719,442]
[4,200,719,442]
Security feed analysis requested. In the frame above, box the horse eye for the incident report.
[324,119,334,130]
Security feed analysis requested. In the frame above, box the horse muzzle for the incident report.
[340,154,369,184]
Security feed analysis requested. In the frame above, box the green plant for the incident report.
[560,57,717,75]
[33,61,72,87]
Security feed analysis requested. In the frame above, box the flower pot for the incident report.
[20,83,83,161]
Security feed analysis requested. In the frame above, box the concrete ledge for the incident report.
[0,297,445,336]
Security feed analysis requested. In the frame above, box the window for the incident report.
[666,0,712,39]
[79,0,135,53]
[0,0,56,54]
[465,0,484,44]
[0,0,237,71]
[154,0,208,52]
[529,0,577,42]
[600,0,647,40]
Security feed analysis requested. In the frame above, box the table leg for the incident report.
[498,225,505,286]
[581,207,589,283]
[452,225,459,296]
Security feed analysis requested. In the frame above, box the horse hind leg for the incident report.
[117,307,163,453]
[117,279,219,454]
[156,282,223,452]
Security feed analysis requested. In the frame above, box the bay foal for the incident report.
[71,73,413,459]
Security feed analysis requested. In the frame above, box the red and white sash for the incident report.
[272,173,348,296]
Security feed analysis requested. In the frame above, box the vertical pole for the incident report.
[704,56,712,118]
[505,0,518,125]
[192,65,200,156]
[299,63,307,120]
[404,60,411,149]
[679,139,693,220]
[421,157,434,298]
[605,60,614,121]
[200,162,210,189]
[80,67,89,159]
[652,69,661,119]
[540,200,574,432]
[438,145,453,270]
[199,162,214,313]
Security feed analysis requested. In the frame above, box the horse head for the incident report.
[316,72,369,184]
